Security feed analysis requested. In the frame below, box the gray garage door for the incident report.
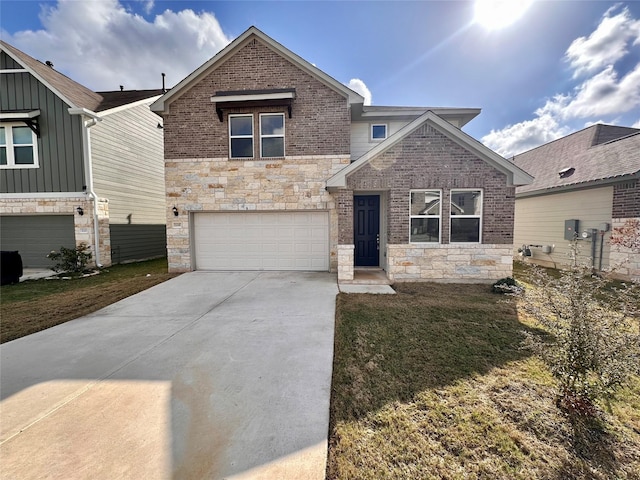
[193,212,329,271]
[0,215,75,268]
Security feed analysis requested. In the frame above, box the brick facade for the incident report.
[613,179,640,218]
[163,39,350,160]
[343,124,515,245]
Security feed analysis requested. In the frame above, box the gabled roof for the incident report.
[1,40,163,114]
[150,26,364,114]
[1,40,103,111]
[327,110,533,188]
[96,90,165,112]
[513,124,640,197]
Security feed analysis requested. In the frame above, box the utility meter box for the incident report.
[564,219,579,240]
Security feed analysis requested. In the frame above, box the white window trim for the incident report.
[449,188,483,244]
[228,114,254,159]
[371,123,387,141]
[409,189,442,244]
[259,113,285,158]
[0,122,39,169]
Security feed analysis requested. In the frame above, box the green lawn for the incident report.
[327,281,640,479]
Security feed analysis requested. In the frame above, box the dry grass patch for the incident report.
[1,258,178,343]
[327,283,640,479]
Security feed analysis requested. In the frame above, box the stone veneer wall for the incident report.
[165,155,350,272]
[387,244,513,282]
[0,196,111,267]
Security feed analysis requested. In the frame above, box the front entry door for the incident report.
[354,195,380,266]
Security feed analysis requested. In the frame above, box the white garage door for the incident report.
[193,212,329,271]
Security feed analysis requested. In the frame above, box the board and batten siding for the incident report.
[91,99,165,225]
[0,52,85,194]
[514,187,613,269]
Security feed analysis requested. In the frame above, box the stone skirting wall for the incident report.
[387,244,513,282]
[0,196,112,267]
[609,217,640,281]
[165,155,350,272]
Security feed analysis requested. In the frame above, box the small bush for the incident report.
[47,243,93,274]
[491,277,522,294]
[519,242,640,419]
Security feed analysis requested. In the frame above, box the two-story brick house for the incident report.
[151,27,532,282]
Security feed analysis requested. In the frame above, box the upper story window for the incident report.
[410,190,441,243]
[260,113,285,158]
[450,189,482,243]
[371,124,387,141]
[0,123,39,168]
[229,114,253,159]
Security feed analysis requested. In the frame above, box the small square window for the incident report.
[371,124,387,140]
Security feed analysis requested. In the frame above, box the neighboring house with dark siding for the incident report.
[151,27,532,282]
[0,40,166,268]
[512,124,640,280]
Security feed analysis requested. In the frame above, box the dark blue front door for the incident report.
[354,195,380,266]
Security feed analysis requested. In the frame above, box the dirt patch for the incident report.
[1,273,176,343]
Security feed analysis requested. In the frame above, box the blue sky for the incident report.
[2,0,640,156]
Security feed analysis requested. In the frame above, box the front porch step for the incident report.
[340,268,391,285]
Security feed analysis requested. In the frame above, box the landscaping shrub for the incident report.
[519,242,640,419]
[47,243,93,274]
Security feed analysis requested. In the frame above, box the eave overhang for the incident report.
[0,109,42,137]
[211,88,296,121]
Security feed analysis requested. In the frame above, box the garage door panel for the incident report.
[0,215,75,268]
[194,212,329,271]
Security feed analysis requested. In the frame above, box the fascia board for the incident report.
[151,26,363,114]
[516,172,639,198]
[68,107,101,120]
[328,110,534,188]
[210,91,295,103]
[1,45,79,110]
[0,109,40,119]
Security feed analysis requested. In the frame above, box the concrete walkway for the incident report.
[0,272,338,479]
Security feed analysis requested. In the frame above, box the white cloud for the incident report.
[566,6,640,78]
[483,6,640,157]
[482,113,570,158]
[632,118,640,128]
[1,0,230,91]
[347,78,372,105]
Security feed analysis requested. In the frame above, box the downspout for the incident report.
[69,108,102,267]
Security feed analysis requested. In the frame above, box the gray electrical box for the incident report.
[564,219,579,240]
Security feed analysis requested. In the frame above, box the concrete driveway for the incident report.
[0,271,338,479]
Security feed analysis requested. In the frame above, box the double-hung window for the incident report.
[450,189,482,242]
[0,123,39,168]
[229,114,253,158]
[260,113,284,158]
[410,190,441,243]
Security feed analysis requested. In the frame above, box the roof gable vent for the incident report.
[559,167,575,178]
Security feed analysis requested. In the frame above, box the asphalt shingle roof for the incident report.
[1,40,162,113]
[513,124,640,196]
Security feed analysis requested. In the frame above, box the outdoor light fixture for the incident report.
[172,206,179,216]
[76,206,84,216]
